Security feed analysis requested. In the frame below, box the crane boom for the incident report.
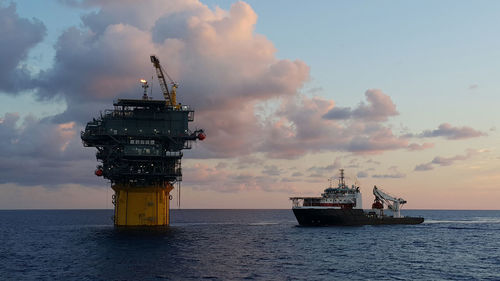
[373,186,407,218]
[150,55,177,106]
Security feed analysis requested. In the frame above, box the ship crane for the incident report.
[150,55,178,106]
[373,186,407,218]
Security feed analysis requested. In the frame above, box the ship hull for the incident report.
[292,208,424,226]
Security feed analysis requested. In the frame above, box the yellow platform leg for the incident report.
[112,183,174,226]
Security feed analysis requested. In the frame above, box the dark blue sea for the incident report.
[0,209,499,280]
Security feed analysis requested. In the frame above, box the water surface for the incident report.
[0,209,499,280]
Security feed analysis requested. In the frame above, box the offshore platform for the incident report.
[81,55,205,226]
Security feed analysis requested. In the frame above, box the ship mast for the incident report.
[339,169,345,188]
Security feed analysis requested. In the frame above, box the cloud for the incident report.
[1,0,469,192]
[322,106,352,120]
[365,159,381,165]
[0,3,46,93]
[322,89,398,122]
[235,156,264,169]
[0,0,311,187]
[281,177,296,183]
[8,0,412,164]
[306,158,342,177]
[372,173,405,179]
[183,163,296,193]
[407,142,434,151]
[372,166,405,178]
[431,154,470,166]
[0,113,76,159]
[346,158,360,168]
[357,171,369,178]
[215,162,228,169]
[418,123,486,140]
[260,94,408,158]
[306,87,323,94]
[0,113,98,185]
[414,149,481,172]
[345,126,408,154]
[61,0,203,34]
[35,0,311,164]
[261,165,281,176]
[414,163,434,171]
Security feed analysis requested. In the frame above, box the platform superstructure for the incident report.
[81,56,204,226]
[290,169,423,226]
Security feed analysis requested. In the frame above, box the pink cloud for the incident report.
[259,93,408,158]
[345,126,408,154]
[322,89,398,122]
[372,166,406,178]
[37,1,311,159]
[407,142,434,151]
[414,162,433,171]
[0,113,97,186]
[4,0,482,195]
[414,149,483,171]
[23,1,412,162]
[419,123,486,140]
[183,163,296,193]
[306,158,343,177]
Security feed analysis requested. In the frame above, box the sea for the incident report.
[0,209,499,280]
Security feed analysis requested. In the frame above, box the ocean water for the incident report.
[0,209,499,280]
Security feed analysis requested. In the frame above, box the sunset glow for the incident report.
[0,0,499,210]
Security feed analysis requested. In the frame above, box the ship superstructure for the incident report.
[290,169,423,226]
[291,169,362,210]
[81,55,204,226]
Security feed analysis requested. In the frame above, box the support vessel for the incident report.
[290,169,424,226]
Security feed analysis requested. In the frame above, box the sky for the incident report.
[0,0,499,210]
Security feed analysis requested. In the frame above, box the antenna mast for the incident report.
[339,169,345,187]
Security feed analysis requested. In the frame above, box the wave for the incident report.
[172,221,285,226]
[424,217,500,224]
[248,222,280,226]
[171,222,238,226]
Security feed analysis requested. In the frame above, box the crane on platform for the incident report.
[373,186,407,218]
[150,55,178,107]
